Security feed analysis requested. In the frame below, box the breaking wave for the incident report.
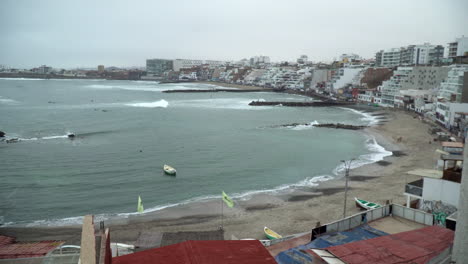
[125,99,169,108]
[0,96,19,105]
[340,107,380,126]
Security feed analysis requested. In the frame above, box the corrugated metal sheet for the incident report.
[0,240,64,259]
[0,236,15,247]
[113,240,276,264]
[326,226,454,264]
[276,225,388,264]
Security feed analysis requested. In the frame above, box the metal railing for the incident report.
[311,203,435,240]
[0,254,80,264]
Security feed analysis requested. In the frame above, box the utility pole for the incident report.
[341,159,355,218]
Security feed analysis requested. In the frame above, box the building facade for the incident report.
[438,65,468,103]
[379,67,413,106]
[448,36,468,59]
[146,59,173,77]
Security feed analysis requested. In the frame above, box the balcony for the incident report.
[405,179,423,197]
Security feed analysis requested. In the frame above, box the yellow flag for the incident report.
[222,191,234,208]
[137,196,144,213]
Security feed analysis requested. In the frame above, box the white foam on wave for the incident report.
[289,120,320,130]
[125,99,169,108]
[0,78,45,81]
[333,136,392,175]
[0,96,19,105]
[42,135,69,140]
[340,107,379,126]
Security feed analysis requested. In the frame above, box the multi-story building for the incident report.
[448,36,468,60]
[339,53,360,62]
[438,65,468,103]
[400,44,444,65]
[402,66,451,90]
[379,67,413,106]
[377,48,401,67]
[146,59,173,77]
[297,55,308,64]
[249,56,270,66]
[97,65,105,73]
[376,43,445,67]
[172,59,225,71]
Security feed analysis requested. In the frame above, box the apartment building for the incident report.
[379,67,413,106]
[146,59,173,77]
[438,65,468,103]
[448,36,468,59]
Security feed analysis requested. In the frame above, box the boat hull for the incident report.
[163,165,176,176]
[264,227,282,240]
[355,197,381,210]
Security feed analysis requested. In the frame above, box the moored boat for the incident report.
[163,164,176,176]
[264,226,282,240]
[355,197,381,210]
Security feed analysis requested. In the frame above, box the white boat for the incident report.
[354,197,381,210]
[163,164,176,175]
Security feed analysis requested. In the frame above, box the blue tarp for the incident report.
[275,225,388,264]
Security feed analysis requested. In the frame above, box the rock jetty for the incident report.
[163,89,274,93]
[249,101,355,107]
[274,123,367,130]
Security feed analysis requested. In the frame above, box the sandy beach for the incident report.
[0,108,440,246]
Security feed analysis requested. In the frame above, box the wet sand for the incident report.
[0,109,439,245]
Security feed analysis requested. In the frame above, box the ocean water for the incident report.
[0,79,390,226]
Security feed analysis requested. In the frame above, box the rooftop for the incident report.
[326,226,454,264]
[0,235,64,259]
[113,240,276,264]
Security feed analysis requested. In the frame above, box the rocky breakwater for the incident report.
[163,89,274,93]
[275,123,367,130]
[248,101,355,107]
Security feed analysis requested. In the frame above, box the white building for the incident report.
[436,102,468,128]
[438,65,468,103]
[297,55,308,64]
[173,59,225,71]
[379,67,413,106]
[377,48,401,67]
[448,36,468,59]
[339,53,360,62]
[328,67,363,91]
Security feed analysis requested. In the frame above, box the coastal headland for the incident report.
[0,106,439,245]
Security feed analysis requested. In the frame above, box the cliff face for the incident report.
[360,68,393,89]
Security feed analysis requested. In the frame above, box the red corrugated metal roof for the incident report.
[113,240,277,264]
[0,236,15,246]
[0,240,64,259]
[325,226,454,264]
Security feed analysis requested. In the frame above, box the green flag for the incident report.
[222,191,234,208]
[137,196,144,213]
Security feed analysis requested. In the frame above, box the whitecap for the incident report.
[333,136,392,175]
[340,107,379,126]
[125,99,169,108]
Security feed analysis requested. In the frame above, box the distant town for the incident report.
[1,36,468,138]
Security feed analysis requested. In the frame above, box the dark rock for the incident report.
[0,131,5,137]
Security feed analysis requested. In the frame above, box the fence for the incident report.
[311,204,434,240]
[0,254,80,264]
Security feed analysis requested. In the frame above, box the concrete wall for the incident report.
[422,178,460,207]
[451,138,468,263]
[80,215,96,264]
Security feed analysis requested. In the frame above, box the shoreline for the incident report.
[0,108,438,245]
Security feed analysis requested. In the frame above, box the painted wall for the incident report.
[423,178,460,207]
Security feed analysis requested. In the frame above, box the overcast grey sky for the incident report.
[1,0,467,68]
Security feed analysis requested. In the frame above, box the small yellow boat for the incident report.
[264,226,282,240]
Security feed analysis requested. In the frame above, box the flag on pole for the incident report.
[137,196,144,213]
[222,191,234,208]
